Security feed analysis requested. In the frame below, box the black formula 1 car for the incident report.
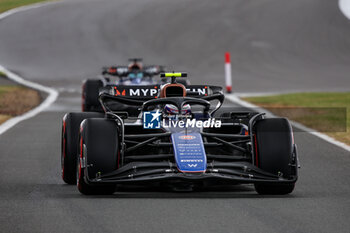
[62,73,298,195]
[82,58,189,112]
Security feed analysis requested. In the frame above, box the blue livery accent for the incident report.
[171,132,207,173]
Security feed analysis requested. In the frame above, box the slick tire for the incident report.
[61,112,104,184]
[82,79,103,112]
[77,118,118,195]
[253,118,296,195]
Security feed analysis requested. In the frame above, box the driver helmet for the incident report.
[164,104,191,115]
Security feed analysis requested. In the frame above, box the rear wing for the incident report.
[98,84,224,116]
[100,84,223,99]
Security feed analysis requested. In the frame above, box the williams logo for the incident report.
[143,110,161,129]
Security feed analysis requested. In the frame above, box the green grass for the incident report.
[0,0,48,13]
[243,92,350,145]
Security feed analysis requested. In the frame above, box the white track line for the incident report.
[225,94,350,153]
[0,2,59,135]
[339,0,350,20]
[0,1,58,21]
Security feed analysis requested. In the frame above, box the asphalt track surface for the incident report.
[0,0,350,232]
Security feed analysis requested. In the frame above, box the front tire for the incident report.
[253,118,296,195]
[61,112,104,184]
[77,118,119,195]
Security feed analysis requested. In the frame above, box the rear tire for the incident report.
[61,112,104,184]
[82,79,103,112]
[253,118,296,195]
[77,118,118,195]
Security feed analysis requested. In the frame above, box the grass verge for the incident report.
[0,0,47,13]
[0,83,41,125]
[242,92,350,145]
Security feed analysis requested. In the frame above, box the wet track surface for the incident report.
[0,0,350,232]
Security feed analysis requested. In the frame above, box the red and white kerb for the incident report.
[225,52,232,93]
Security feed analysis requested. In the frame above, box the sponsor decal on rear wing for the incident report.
[103,85,219,98]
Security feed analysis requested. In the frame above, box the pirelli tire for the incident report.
[77,118,119,195]
[82,79,103,112]
[61,112,104,184]
[253,118,296,195]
